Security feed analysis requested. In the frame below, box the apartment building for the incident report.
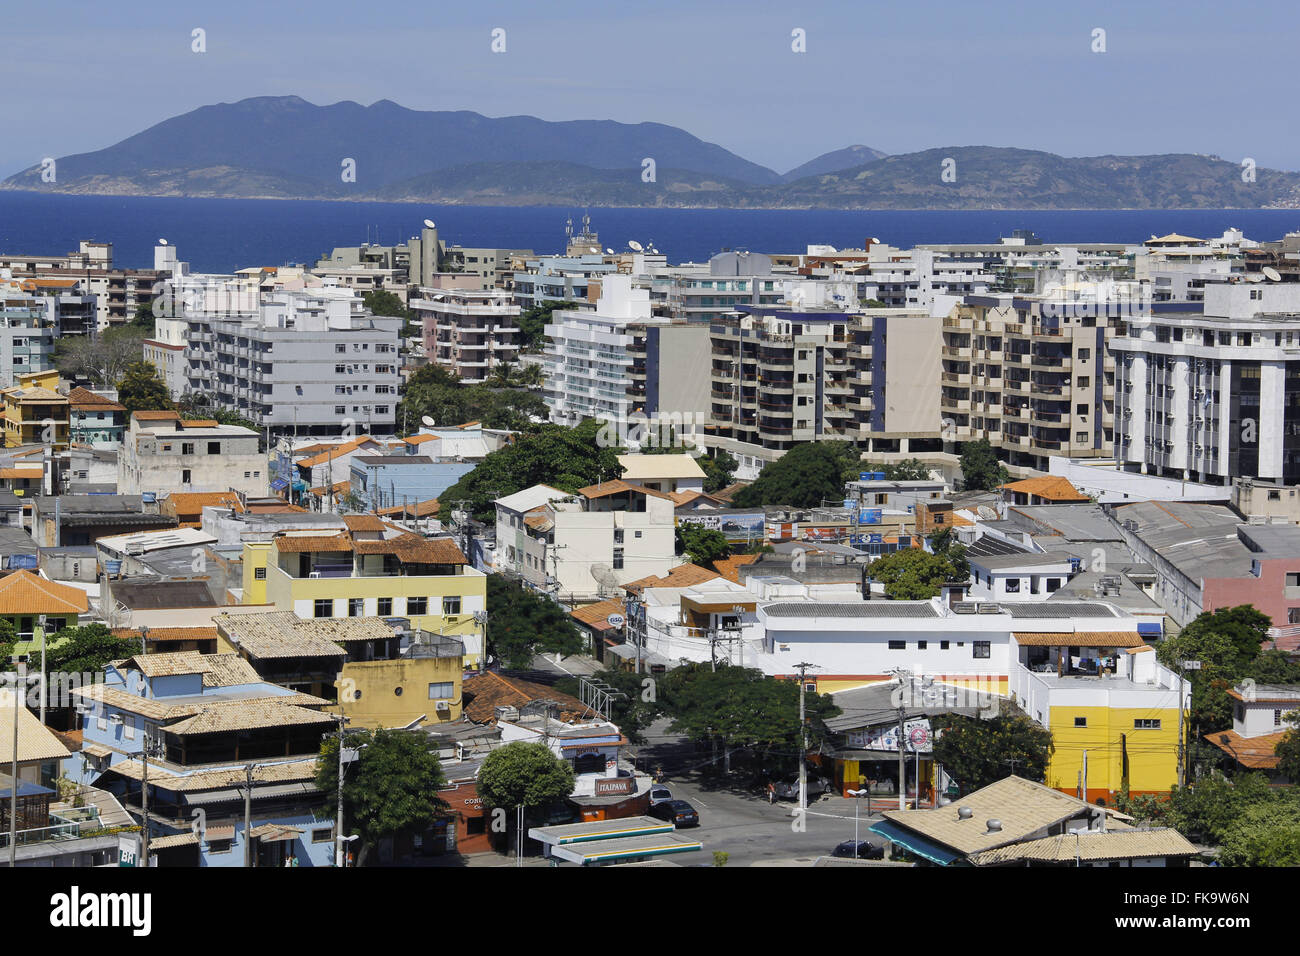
[541,275,711,434]
[118,411,266,496]
[1,370,69,449]
[940,277,1132,473]
[0,284,58,387]
[155,283,402,436]
[0,240,166,329]
[408,288,521,383]
[1113,278,1300,485]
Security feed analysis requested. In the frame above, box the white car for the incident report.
[648,786,673,808]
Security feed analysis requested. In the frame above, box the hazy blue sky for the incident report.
[3,0,1297,177]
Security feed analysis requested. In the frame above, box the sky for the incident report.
[3,0,1298,178]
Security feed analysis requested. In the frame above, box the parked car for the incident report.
[648,786,673,808]
[649,800,700,828]
[772,775,831,800]
[832,840,884,860]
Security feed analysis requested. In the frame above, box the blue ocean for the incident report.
[3,191,1300,273]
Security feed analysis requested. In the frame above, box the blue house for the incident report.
[66,651,338,867]
[348,454,474,512]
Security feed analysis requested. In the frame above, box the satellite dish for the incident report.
[605,247,614,254]
[158,239,168,246]
[421,415,436,427]
[1264,266,1282,282]
[423,219,436,229]
[628,240,644,252]
[650,248,659,254]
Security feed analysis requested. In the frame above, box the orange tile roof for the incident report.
[342,514,386,532]
[308,480,350,496]
[577,479,674,501]
[166,491,242,516]
[66,387,125,411]
[571,597,629,632]
[712,553,760,583]
[1001,476,1090,502]
[1204,729,1286,769]
[352,534,467,565]
[462,671,592,725]
[274,534,353,553]
[112,627,219,643]
[622,562,722,595]
[376,498,440,518]
[132,410,181,421]
[0,468,41,480]
[1012,632,1146,647]
[0,570,89,615]
[402,434,440,446]
[179,418,219,428]
[296,436,377,468]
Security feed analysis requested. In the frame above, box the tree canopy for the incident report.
[486,575,585,669]
[641,443,737,494]
[395,364,547,437]
[1155,605,1272,735]
[959,439,1008,491]
[931,710,1055,794]
[731,441,861,509]
[517,300,580,352]
[316,728,448,865]
[477,741,576,812]
[676,524,732,567]
[116,360,174,415]
[555,666,659,745]
[867,547,966,600]
[1275,712,1300,785]
[860,458,933,481]
[657,663,841,762]
[437,418,622,521]
[21,623,142,675]
[56,325,147,389]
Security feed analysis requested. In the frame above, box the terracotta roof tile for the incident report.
[571,597,628,632]
[377,498,440,518]
[462,672,592,725]
[576,479,674,501]
[1001,476,1090,502]
[622,563,722,595]
[0,570,89,615]
[712,553,761,583]
[1204,729,1287,769]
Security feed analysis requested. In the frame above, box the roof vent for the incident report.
[986,819,1003,833]
[957,806,974,820]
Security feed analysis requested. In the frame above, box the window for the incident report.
[182,469,192,483]
[1074,717,1088,728]
[407,597,428,615]
[1075,432,1089,444]
[1077,348,1090,361]
[613,529,624,544]
[1004,579,1020,593]
[1134,719,1161,730]
[443,596,461,615]
[973,641,991,659]
[336,364,346,374]
[612,548,624,570]
[1077,376,1090,388]
[1287,572,1300,588]
[917,640,928,650]
[888,640,906,650]
[312,827,335,844]
[336,344,347,353]
[634,530,642,538]
[207,441,221,455]
[1276,710,1284,727]
[207,839,233,854]
[180,442,194,455]
[254,567,267,581]
[377,597,393,616]
[1046,578,1062,592]
[428,682,454,700]
[348,598,364,617]
[313,599,333,618]
[335,406,346,415]
[940,640,950,650]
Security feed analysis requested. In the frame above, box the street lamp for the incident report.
[847,788,869,849]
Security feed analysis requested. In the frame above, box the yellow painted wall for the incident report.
[241,542,271,605]
[333,655,463,729]
[1045,704,1182,797]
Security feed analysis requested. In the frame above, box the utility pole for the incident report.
[243,763,254,868]
[8,667,20,868]
[335,715,347,868]
[141,731,153,868]
[897,704,907,811]
[1177,660,1199,789]
[793,662,816,816]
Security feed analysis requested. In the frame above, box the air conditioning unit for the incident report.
[435,701,451,714]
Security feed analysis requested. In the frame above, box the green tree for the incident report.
[657,664,841,768]
[731,441,861,509]
[929,526,971,582]
[316,728,448,866]
[0,618,17,671]
[486,575,585,669]
[438,418,622,522]
[1216,796,1300,866]
[395,363,547,437]
[861,458,932,481]
[476,741,576,850]
[866,548,965,600]
[1277,711,1300,784]
[23,623,142,676]
[1246,648,1300,685]
[1156,605,1272,735]
[676,524,732,567]
[129,300,157,335]
[640,443,737,494]
[361,289,411,329]
[116,361,174,415]
[959,439,1008,491]
[931,709,1055,794]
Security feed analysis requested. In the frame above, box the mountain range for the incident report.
[6,96,1300,210]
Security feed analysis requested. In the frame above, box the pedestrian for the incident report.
[767,782,775,805]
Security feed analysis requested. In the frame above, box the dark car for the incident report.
[832,840,884,860]
[649,800,700,828]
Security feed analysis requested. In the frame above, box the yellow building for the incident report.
[1,370,70,449]
[214,610,465,729]
[1013,637,1187,803]
[240,515,487,668]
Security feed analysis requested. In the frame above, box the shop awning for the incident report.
[869,819,963,866]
